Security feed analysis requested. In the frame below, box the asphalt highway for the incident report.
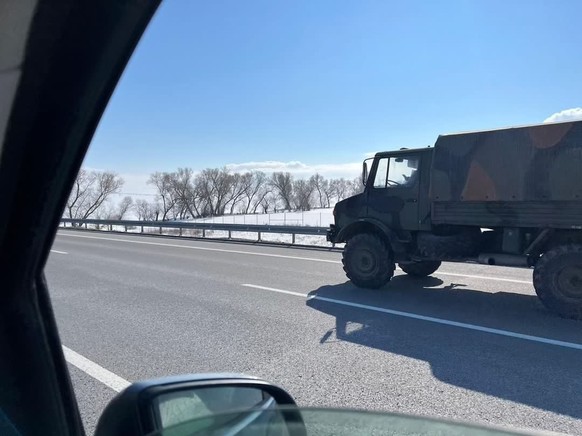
[46,230,582,435]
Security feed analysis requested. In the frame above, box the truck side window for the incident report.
[373,156,419,188]
[388,156,419,187]
[373,158,389,188]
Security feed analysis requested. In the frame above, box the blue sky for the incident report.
[87,0,582,194]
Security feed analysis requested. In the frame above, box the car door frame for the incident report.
[0,1,160,434]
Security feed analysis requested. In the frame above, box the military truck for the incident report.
[327,120,582,319]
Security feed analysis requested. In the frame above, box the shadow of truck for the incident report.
[306,277,582,420]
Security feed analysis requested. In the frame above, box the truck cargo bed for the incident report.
[432,200,582,229]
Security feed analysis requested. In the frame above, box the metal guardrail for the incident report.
[59,218,330,245]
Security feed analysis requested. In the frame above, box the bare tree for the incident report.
[330,178,350,202]
[170,168,200,219]
[151,201,161,221]
[310,173,329,208]
[322,178,335,208]
[66,169,92,219]
[113,196,133,220]
[135,199,160,221]
[270,172,294,211]
[225,172,248,215]
[196,167,233,216]
[348,176,364,196]
[232,171,270,214]
[135,199,150,220]
[293,179,315,211]
[241,171,271,214]
[66,169,124,219]
[148,172,178,220]
[260,192,277,214]
[94,202,114,220]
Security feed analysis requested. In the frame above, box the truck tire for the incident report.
[342,233,395,289]
[533,244,582,319]
[398,260,441,277]
[417,227,481,259]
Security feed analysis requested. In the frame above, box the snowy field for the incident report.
[185,208,334,227]
[63,209,339,247]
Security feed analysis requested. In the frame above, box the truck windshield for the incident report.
[373,156,419,188]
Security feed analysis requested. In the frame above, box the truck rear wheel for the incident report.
[533,244,582,319]
[342,233,394,289]
[398,260,441,277]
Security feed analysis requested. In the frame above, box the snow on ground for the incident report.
[111,226,334,247]
[68,209,339,247]
[184,208,334,227]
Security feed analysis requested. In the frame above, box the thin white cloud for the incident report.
[225,151,375,179]
[543,107,582,123]
[226,160,309,171]
[226,160,361,179]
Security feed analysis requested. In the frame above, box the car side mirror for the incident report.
[95,374,305,436]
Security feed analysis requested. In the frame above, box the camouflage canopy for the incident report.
[430,120,582,202]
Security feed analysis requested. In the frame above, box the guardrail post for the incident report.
[141,225,143,233]
[257,231,261,242]
[228,230,231,239]
[124,226,127,232]
[179,227,182,237]
[159,226,162,234]
[202,229,206,238]
[292,233,296,244]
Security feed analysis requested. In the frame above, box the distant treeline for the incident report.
[65,168,363,221]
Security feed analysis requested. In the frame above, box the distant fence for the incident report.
[59,218,332,246]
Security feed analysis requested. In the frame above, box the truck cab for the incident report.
[329,147,433,250]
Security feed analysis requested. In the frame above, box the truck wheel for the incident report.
[342,233,394,289]
[398,260,441,277]
[533,244,582,319]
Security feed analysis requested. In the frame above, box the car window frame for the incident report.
[0,1,160,435]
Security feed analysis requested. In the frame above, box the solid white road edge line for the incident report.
[62,345,130,392]
[50,249,68,255]
[58,231,532,285]
[241,284,582,351]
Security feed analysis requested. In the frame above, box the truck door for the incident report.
[367,154,421,231]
